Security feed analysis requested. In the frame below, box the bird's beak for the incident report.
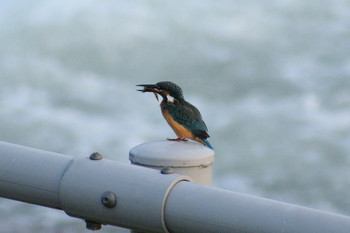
[136,84,160,101]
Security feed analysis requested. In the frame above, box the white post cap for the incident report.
[129,140,215,185]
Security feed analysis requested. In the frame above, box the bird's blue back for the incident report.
[163,99,209,139]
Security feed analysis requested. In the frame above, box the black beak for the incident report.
[136,84,160,101]
[136,84,159,92]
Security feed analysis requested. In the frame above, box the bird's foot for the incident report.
[167,138,188,142]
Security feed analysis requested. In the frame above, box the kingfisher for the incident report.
[137,81,213,149]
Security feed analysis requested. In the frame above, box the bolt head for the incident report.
[90,152,103,160]
[85,220,101,231]
[161,166,174,174]
[101,191,117,208]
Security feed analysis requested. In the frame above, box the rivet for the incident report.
[85,220,101,231]
[101,191,117,208]
[90,152,103,160]
[161,166,174,174]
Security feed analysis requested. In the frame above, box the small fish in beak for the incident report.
[153,92,159,101]
[137,84,160,101]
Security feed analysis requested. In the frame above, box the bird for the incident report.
[137,81,213,149]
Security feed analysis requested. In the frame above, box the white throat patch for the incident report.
[167,94,175,103]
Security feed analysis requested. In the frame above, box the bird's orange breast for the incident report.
[161,109,194,139]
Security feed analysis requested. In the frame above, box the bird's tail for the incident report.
[203,139,214,150]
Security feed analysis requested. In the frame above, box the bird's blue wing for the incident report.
[167,100,209,139]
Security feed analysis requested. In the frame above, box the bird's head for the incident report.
[137,81,184,102]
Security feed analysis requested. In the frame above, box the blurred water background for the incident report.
[1,0,350,232]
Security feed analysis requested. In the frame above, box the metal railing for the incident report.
[1,141,350,233]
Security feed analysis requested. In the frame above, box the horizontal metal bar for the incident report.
[0,142,72,208]
[0,141,191,232]
[165,181,350,233]
[1,141,350,233]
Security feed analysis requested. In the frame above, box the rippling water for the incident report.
[1,0,350,232]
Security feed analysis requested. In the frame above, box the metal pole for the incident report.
[0,141,72,208]
[165,181,350,233]
[1,141,350,233]
[0,141,191,232]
